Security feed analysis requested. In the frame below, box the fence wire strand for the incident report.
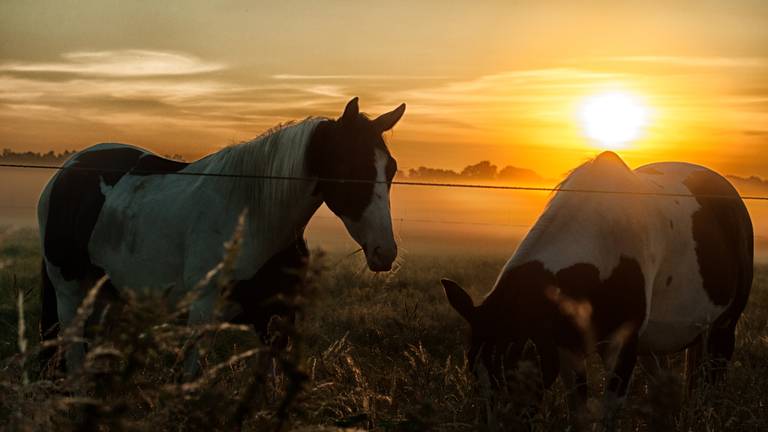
[2,162,768,201]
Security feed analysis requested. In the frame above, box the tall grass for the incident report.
[0,227,766,430]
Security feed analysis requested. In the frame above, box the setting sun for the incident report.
[578,92,650,149]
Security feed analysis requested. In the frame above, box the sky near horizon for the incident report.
[1,0,768,179]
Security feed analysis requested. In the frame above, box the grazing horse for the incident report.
[442,151,752,426]
[38,97,406,374]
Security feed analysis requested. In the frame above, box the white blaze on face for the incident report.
[340,148,397,271]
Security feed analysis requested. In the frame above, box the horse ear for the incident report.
[373,103,406,132]
[441,278,475,323]
[341,97,359,124]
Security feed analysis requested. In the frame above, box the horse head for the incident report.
[308,97,406,271]
[441,277,561,390]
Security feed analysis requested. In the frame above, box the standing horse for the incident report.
[38,97,406,374]
[442,151,752,427]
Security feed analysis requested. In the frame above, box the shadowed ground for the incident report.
[0,226,766,430]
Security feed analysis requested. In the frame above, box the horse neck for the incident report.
[190,119,325,249]
[504,160,649,279]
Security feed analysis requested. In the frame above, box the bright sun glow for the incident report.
[578,92,650,149]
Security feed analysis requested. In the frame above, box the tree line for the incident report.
[1,148,78,164]
[405,160,545,183]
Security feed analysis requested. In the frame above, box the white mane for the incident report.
[192,117,327,236]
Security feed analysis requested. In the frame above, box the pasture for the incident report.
[1,226,767,431]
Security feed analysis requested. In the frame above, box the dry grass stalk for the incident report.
[16,277,29,386]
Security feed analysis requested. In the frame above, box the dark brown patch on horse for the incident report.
[306,117,396,221]
[555,257,646,349]
[683,170,753,307]
[683,170,753,385]
[468,257,646,388]
[132,154,189,175]
[45,147,145,280]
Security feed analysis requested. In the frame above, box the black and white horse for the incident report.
[38,97,405,373]
[443,151,752,425]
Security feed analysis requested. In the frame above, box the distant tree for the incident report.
[408,166,462,180]
[726,174,768,194]
[460,161,497,179]
[498,165,544,183]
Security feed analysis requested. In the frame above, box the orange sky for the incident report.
[1,0,768,179]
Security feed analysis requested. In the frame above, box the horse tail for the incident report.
[39,259,60,374]
[714,198,753,332]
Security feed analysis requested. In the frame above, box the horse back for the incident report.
[39,143,189,282]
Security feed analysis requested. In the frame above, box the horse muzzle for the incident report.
[363,244,397,272]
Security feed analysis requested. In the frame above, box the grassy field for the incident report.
[1,225,767,431]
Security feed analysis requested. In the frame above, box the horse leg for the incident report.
[639,352,674,391]
[41,261,88,373]
[559,349,589,430]
[641,353,682,431]
[601,334,639,432]
[55,278,86,373]
[83,276,122,338]
[39,259,62,376]
[182,288,217,380]
[639,353,663,381]
[705,324,736,384]
[685,335,705,395]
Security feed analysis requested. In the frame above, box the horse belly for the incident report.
[639,272,728,354]
[91,236,183,291]
[639,321,708,354]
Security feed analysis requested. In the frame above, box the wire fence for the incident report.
[4,161,768,243]
[3,162,768,201]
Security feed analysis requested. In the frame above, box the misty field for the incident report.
[1,226,767,431]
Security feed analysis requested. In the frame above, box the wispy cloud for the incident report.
[420,68,622,97]
[272,74,450,80]
[0,75,227,103]
[393,67,625,119]
[0,50,225,77]
[605,55,768,68]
